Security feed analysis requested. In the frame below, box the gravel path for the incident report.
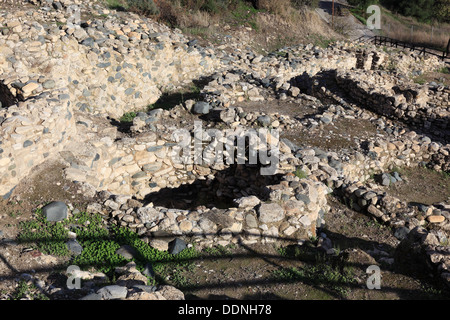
[315,0,376,40]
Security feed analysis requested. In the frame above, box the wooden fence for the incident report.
[356,35,450,62]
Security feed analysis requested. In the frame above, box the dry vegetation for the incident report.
[105,0,341,52]
[379,8,450,51]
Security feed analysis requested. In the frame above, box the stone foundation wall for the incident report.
[0,93,76,197]
[335,70,449,138]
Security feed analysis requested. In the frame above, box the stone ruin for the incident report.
[0,0,449,293]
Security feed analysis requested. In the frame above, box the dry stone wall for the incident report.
[0,94,76,197]
[335,69,449,139]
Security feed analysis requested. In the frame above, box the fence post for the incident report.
[446,38,450,58]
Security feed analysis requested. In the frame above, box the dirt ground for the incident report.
[387,166,450,206]
[180,195,450,300]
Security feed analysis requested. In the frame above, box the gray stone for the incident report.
[80,293,102,300]
[133,285,157,293]
[66,239,83,255]
[295,193,311,205]
[394,227,410,240]
[281,138,299,152]
[245,214,258,228]
[381,173,391,186]
[234,196,260,208]
[363,191,377,200]
[192,101,210,114]
[168,238,187,255]
[256,115,271,127]
[142,262,154,278]
[42,80,55,89]
[42,201,68,221]
[320,116,332,124]
[258,203,284,223]
[116,245,138,260]
[219,108,236,123]
[203,210,234,228]
[81,37,95,47]
[131,171,146,179]
[392,171,402,182]
[97,285,128,300]
[82,89,91,97]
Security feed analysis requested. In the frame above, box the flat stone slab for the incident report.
[258,203,285,223]
[42,201,68,222]
[97,285,128,300]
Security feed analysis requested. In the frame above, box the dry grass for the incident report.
[380,8,450,51]
[103,0,339,52]
[253,6,340,52]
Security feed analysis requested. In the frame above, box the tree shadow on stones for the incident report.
[142,163,284,210]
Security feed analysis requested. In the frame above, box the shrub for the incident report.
[126,0,159,15]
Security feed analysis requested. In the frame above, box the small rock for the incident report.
[256,115,271,127]
[192,101,210,114]
[42,201,68,222]
[427,215,445,223]
[115,245,138,260]
[79,293,102,300]
[157,285,185,300]
[148,239,169,251]
[381,173,391,186]
[142,262,154,278]
[168,238,187,255]
[97,285,128,300]
[394,227,410,240]
[66,239,83,255]
[234,196,260,208]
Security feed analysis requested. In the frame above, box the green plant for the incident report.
[18,208,202,287]
[203,244,233,256]
[307,34,335,49]
[272,262,356,296]
[294,167,308,179]
[438,67,449,74]
[11,280,29,300]
[17,210,70,256]
[126,0,159,15]
[120,111,137,123]
[105,0,126,10]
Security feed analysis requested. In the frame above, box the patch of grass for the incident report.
[413,76,427,85]
[438,67,449,74]
[203,244,233,257]
[105,0,128,11]
[230,0,260,29]
[119,111,137,123]
[9,210,23,218]
[349,9,367,25]
[11,280,29,300]
[293,167,308,179]
[307,34,336,48]
[10,280,49,301]
[17,208,70,256]
[272,263,356,296]
[17,209,201,287]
